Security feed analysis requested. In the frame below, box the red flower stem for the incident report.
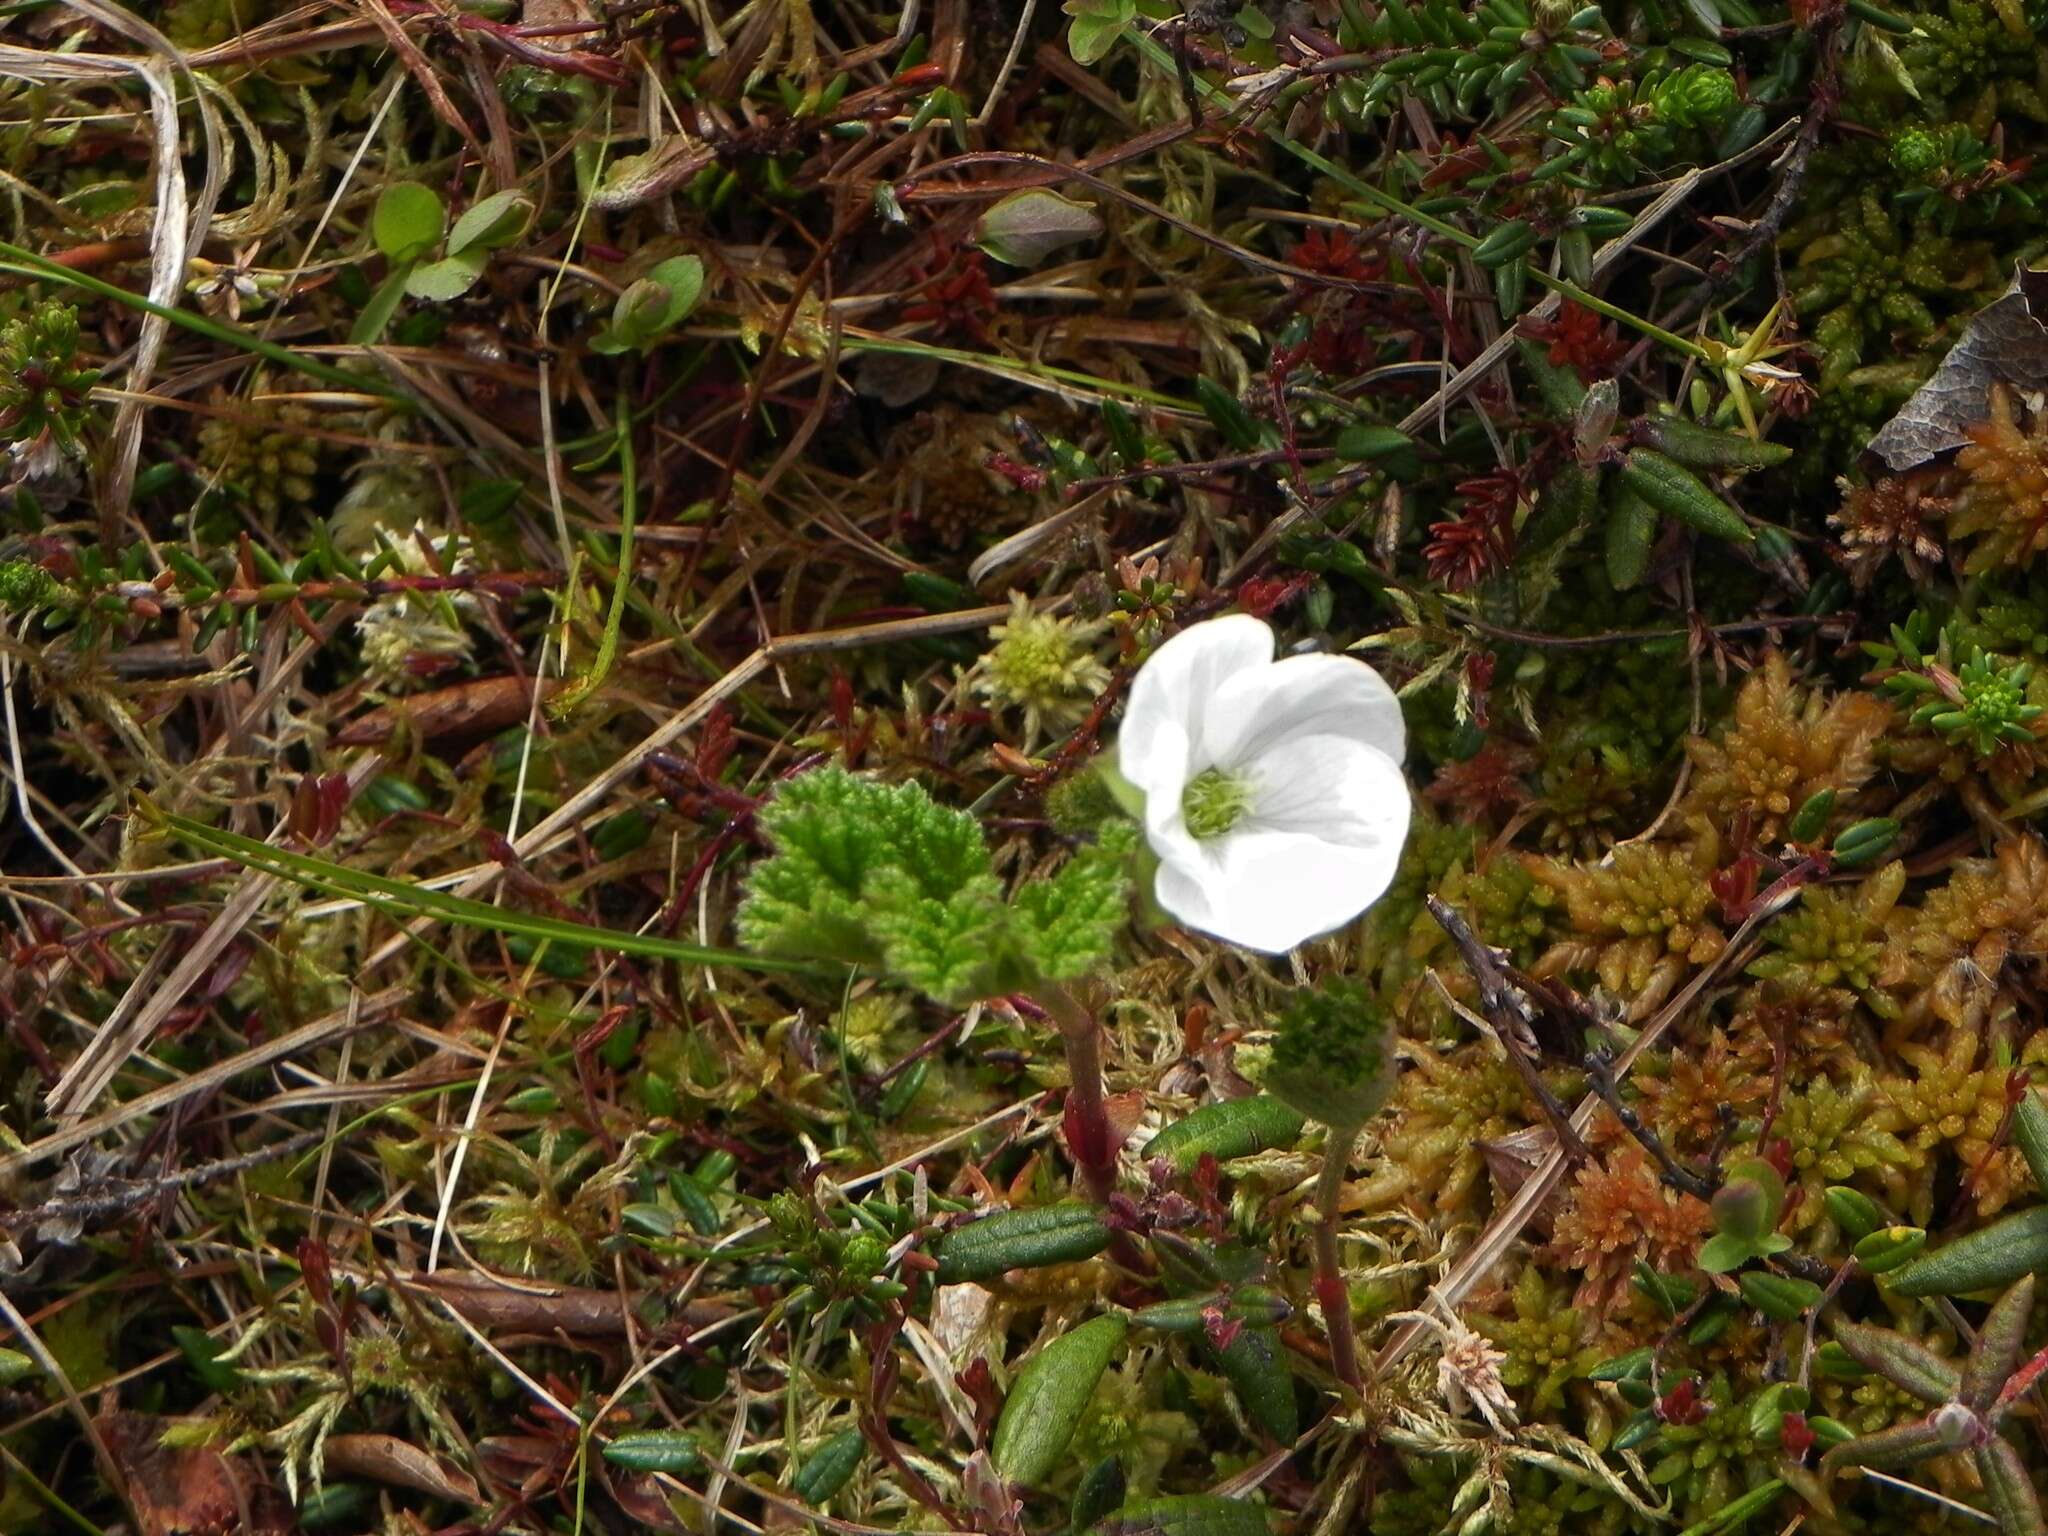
[1315,1122,1365,1391]
[1031,983,1118,1206]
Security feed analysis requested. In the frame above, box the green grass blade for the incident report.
[552,392,638,717]
[1677,1481,1788,1536]
[152,804,824,976]
[0,241,412,402]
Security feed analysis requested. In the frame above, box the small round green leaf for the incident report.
[372,182,445,263]
[404,249,490,302]
[974,188,1104,267]
[448,189,534,255]
[642,255,706,328]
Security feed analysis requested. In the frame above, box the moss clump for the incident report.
[196,389,326,517]
[1682,653,1893,843]
[1531,829,1726,1018]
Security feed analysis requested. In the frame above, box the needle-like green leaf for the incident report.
[150,802,824,975]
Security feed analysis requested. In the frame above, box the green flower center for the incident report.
[1181,767,1252,840]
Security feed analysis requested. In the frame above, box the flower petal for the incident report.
[1154,820,1403,954]
[1242,733,1412,853]
[1201,651,1406,770]
[1137,719,1195,846]
[1118,613,1273,804]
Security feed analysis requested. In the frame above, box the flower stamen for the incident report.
[1181,767,1253,840]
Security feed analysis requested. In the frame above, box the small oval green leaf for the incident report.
[603,1428,703,1474]
[1143,1097,1305,1171]
[992,1314,1127,1487]
[1886,1205,2048,1297]
[403,249,490,302]
[448,189,534,254]
[933,1203,1112,1284]
[974,188,1103,267]
[1334,424,1416,462]
[791,1427,865,1504]
[372,182,444,263]
[1209,1325,1298,1443]
[1852,1225,1927,1275]
[1740,1271,1823,1321]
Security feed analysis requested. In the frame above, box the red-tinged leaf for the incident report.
[602,1467,695,1533]
[1819,1417,1946,1478]
[97,1412,290,1536]
[1829,1318,1961,1405]
[1962,1276,2033,1412]
[298,1236,334,1311]
[1977,1437,2048,1536]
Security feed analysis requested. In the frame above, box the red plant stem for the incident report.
[1032,983,1118,1205]
[1995,1340,2048,1418]
[1315,1124,1365,1391]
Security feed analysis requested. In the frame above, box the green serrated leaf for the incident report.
[1010,824,1134,982]
[1064,0,1136,64]
[738,767,1132,1005]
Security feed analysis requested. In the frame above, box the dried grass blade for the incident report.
[4,987,408,1176]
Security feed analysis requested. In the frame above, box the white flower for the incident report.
[1117,613,1411,954]
[353,523,479,688]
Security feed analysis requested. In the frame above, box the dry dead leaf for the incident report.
[96,1411,288,1536]
[322,1432,482,1504]
[334,674,558,746]
[404,1268,732,1337]
[1869,266,2048,471]
[602,1464,696,1532]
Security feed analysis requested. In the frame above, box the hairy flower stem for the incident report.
[1032,983,1118,1205]
[1315,1123,1365,1391]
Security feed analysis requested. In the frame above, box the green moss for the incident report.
[1788,191,1993,385]
[1475,1266,1603,1415]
